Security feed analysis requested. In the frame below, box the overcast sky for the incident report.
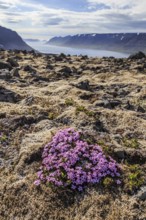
[0,0,146,40]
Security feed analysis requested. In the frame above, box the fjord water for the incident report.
[26,41,129,58]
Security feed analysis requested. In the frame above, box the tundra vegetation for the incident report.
[0,50,146,220]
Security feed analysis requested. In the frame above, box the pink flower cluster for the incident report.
[34,128,121,191]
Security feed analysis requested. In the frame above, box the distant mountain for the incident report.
[0,26,32,51]
[25,38,40,42]
[47,33,146,53]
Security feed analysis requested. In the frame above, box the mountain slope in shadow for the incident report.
[0,26,32,51]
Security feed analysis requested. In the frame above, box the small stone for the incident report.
[76,80,90,90]
[114,148,125,159]
[104,100,121,109]
[93,120,107,132]
[46,64,54,70]
[94,100,105,107]
[0,113,6,118]
[136,187,146,201]
[137,106,145,113]
[20,96,34,106]
[113,134,122,142]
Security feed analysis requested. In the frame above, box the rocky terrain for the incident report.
[0,26,32,51]
[0,49,146,220]
[48,33,146,53]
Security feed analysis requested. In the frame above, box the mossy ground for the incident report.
[0,50,146,219]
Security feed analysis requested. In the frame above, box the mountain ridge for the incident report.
[47,33,146,53]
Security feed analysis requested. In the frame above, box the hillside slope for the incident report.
[0,26,32,51]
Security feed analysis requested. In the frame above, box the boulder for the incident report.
[0,69,11,80]
[128,51,146,60]
[0,86,20,103]
[58,66,72,77]
[7,57,19,67]
[93,120,107,132]
[0,115,35,130]
[54,55,63,62]
[59,66,72,74]
[0,60,12,70]
[114,148,125,159]
[23,65,36,73]
[59,53,66,59]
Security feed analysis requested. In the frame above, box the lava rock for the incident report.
[59,53,66,59]
[137,106,145,113]
[24,148,42,164]
[128,51,146,60]
[0,115,35,130]
[93,120,107,132]
[54,55,63,62]
[0,87,20,103]
[0,60,12,70]
[79,93,93,100]
[124,101,135,111]
[0,113,6,119]
[58,66,72,77]
[104,100,121,109]
[95,99,121,109]
[136,187,146,201]
[0,69,11,80]
[11,68,20,77]
[114,148,125,159]
[76,80,90,90]
[7,57,19,67]
[46,64,54,70]
[23,65,36,73]
[20,96,34,106]
[133,64,145,72]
